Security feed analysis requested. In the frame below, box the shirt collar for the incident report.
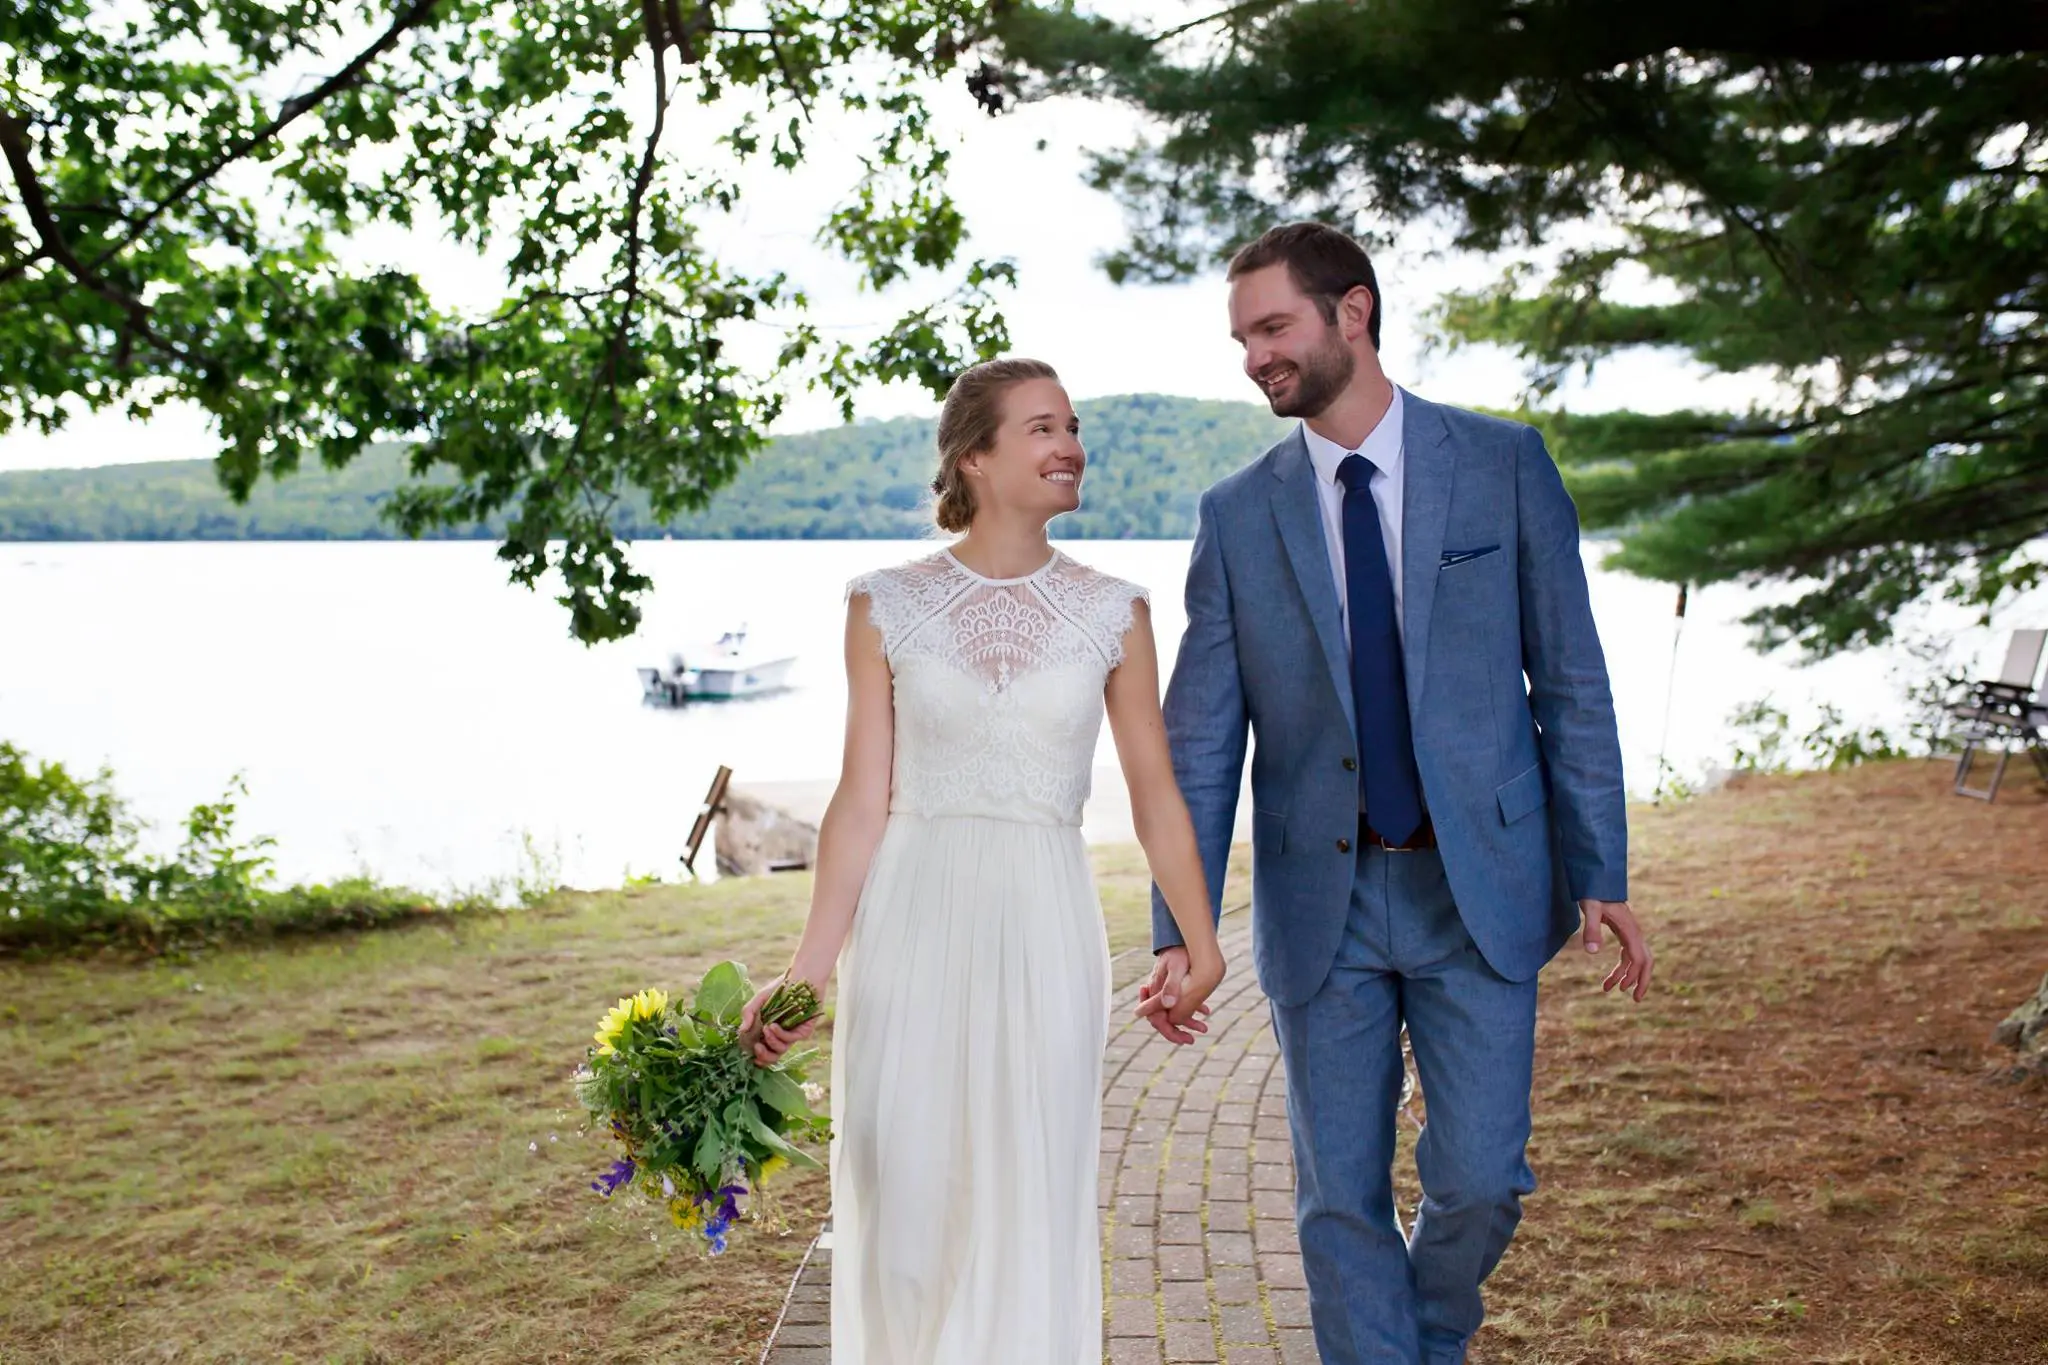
[1302,386,1405,487]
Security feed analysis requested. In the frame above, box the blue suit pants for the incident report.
[1268,846,1538,1365]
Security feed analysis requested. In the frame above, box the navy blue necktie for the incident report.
[1336,454,1423,845]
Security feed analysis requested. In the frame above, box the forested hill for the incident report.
[0,395,1288,541]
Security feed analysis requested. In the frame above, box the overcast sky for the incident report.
[0,13,1778,475]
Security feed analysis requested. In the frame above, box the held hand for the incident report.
[1579,899,1653,1002]
[1134,946,1215,1045]
[739,974,822,1065]
[1172,950,1226,1030]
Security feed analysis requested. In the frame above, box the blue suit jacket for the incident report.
[1152,391,1629,1006]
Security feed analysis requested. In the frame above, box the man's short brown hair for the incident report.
[1227,222,1382,351]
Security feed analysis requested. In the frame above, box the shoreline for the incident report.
[746,764,1257,849]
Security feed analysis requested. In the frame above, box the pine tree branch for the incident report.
[1557,76,1857,319]
[1847,479,2048,552]
[1533,0,2048,67]
[1770,423,2048,569]
[1065,2,2048,100]
[1151,1,1288,45]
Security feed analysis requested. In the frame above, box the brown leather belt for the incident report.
[1360,811,1437,852]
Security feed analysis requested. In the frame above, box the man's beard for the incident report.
[1258,328,1355,418]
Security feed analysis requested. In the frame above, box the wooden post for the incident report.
[681,765,733,878]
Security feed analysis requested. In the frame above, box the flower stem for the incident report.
[761,978,821,1031]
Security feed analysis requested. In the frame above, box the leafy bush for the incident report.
[1724,634,1971,777]
[0,742,498,953]
[1,742,148,933]
[1724,699,1904,774]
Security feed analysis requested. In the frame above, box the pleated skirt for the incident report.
[829,812,1111,1364]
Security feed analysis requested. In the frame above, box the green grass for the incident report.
[0,877,509,955]
[2,871,815,1363]
[0,843,1244,1363]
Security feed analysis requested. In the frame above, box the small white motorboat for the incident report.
[639,626,796,704]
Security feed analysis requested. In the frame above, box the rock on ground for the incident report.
[714,786,819,878]
[1994,971,2048,1080]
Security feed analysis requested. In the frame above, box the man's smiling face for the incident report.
[1227,263,1362,420]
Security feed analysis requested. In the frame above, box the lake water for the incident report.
[0,540,2026,893]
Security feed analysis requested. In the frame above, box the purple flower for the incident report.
[687,1181,748,1253]
[591,1157,635,1197]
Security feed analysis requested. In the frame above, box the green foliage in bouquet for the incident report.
[579,964,828,1253]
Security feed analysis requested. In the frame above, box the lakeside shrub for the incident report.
[1,742,500,954]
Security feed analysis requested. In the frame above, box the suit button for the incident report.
[1342,757,1358,772]
[1336,838,1352,853]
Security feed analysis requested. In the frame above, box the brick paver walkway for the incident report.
[763,905,1314,1365]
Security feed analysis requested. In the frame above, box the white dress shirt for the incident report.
[1299,386,1406,646]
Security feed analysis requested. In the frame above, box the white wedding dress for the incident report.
[829,547,1148,1364]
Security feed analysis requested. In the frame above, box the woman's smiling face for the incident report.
[964,377,1086,524]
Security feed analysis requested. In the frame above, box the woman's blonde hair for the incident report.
[930,357,1061,533]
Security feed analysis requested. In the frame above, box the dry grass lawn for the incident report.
[1,761,2042,1363]
[1470,760,2048,1364]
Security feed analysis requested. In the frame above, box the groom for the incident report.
[1141,222,1652,1365]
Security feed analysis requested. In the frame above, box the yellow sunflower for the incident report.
[592,996,635,1056]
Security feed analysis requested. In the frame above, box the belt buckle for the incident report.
[1360,821,1408,853]
[1362,817,1427,853]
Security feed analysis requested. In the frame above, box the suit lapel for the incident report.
[1399,389,1454,712]
[1268,428,1357,742]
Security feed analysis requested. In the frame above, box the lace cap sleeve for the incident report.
[844,569,894,656]
[846,556,964,658]
[1102,576,1151,670]
[1043,559,1150,670]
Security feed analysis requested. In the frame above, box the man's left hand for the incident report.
[1579,899,1653,1002]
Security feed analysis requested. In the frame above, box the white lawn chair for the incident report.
[1950,628,2048,800]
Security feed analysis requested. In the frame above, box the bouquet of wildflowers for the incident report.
[579,962,828,1253]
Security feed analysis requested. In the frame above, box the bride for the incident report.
[740,357,1227,1363]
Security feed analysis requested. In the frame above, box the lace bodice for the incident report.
[848,549,1149,827]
